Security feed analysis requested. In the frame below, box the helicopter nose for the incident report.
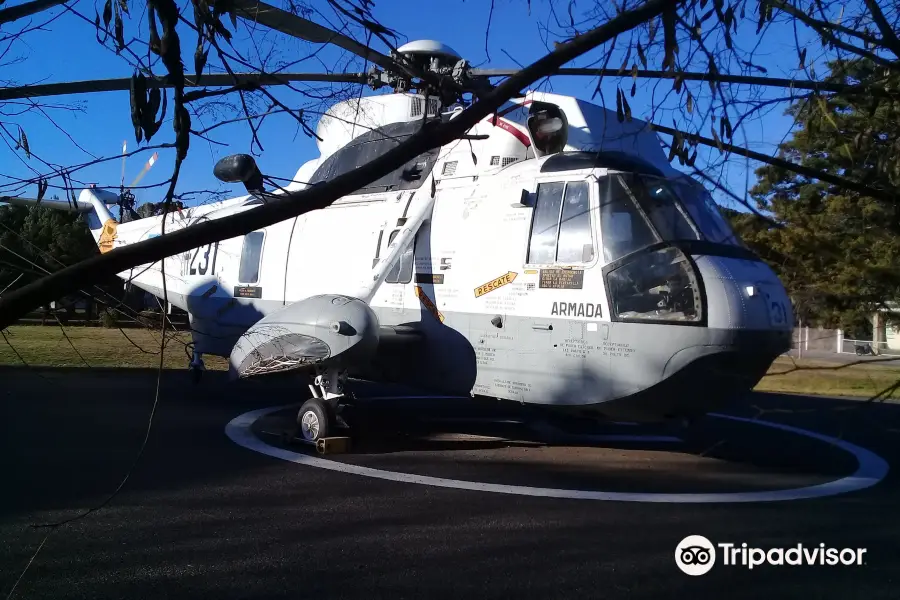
[692,254,793,353]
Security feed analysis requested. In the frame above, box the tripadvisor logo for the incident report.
[675,535,867,575]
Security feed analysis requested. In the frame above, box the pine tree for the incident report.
[732,58,900,331]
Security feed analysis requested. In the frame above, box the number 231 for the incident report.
[189,243,217,276]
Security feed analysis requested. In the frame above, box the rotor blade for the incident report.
[0,71,366,101]
[0,0,67,25]
[128,152,158,188]
[0,196,91,213]
[470,68,897,98]
[231,0,399,72]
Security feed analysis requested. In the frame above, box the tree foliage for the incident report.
[729,57,900,330]
[0,202,97,293]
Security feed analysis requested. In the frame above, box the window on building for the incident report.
[239,231,264,283]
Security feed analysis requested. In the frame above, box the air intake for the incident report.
[410,97,441,118]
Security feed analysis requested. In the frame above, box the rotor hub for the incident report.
[395,40,462,71]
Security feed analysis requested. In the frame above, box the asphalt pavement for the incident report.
[2,366,899,599]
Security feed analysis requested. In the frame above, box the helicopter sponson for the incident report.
[228,294,380,379]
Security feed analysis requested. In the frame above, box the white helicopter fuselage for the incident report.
[64,90,793,422]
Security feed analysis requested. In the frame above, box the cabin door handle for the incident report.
[532,324,553,331]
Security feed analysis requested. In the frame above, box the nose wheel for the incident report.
[296,398,336,442]
[294,367,353,444]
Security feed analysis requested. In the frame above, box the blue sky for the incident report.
[0,0,834,211]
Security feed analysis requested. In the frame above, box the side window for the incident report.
[557,181,594,263]
[526,182,564,264]
[239,231,264,283]
[384,229,415,284]
[527,181,595,264]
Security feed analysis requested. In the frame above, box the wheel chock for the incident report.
[316,436,351,455]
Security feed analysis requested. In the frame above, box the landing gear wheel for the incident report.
[189,367,203,384]
[297,398,334,443]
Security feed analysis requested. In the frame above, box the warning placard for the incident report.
[539,268,583,289]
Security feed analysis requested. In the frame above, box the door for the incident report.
[517,176,611,404]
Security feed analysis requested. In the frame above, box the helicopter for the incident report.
[1,1,794,444]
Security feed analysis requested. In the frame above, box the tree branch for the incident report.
[649,122,895,203]
[769,0,884,47]
[767,0,898,70]
[0,0,67,25]
[862,0,900,58]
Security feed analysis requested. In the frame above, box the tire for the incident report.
[297,398,333,442]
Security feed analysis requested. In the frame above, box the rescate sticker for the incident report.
[98,219,118,254]
[474,271,518,298]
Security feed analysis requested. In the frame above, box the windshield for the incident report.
[620,174,700,242]
[598,174,699,263]
[669,178,742,246]
[599,173,741,263]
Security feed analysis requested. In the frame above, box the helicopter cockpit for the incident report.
[596,169,748,324]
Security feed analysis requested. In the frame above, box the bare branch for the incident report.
[649,122,894,202]
[862,0,900,58]
[0,0,67,25]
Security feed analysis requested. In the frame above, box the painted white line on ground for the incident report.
[225,405,889,503]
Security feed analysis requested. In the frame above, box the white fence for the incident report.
[838,338,900,357]
[789,327,900,357]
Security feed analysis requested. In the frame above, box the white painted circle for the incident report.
[225,405,889,503]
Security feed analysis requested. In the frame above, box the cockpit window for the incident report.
[670,178,742,246]
[621,175,700,242]
[598,174,741,263]
[598,176,658,262]
[606,246,702,322]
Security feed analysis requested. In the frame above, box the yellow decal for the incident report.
[414,285,444,323]
[524,269,538,275]
[98,218,118,254]
[474,271,518,298]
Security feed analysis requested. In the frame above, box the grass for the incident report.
[755,355,900,399]
[1,326,899,399]
[0,325,229,371]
